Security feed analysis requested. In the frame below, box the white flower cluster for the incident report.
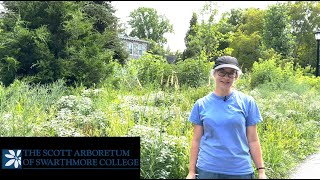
[127,125,188,179]
[45,95,107,136]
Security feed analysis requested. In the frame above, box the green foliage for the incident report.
[176,51,212,88]
[51,92,108,136]
[125,52,171,89]
[1,1,320,178]
[182,12,198,60]
[0,56,20,85]
[146,39,166,57]
[251,57,301,89]
[111,60,142,90]
[252,88,320,178]
[227,8,265,72]
[82,1,118,33]
[60,11,115,87]
[234,72,252,92]
[296,75,320,90]
[128,125,189,179]
[288,1,320,68]
[238,8,265,35]
[128,7,173,46]
[184,2,233,61]
[225,8,245,30]
[0,17,57,86]
[0,79,66,136]
[0,63,320,178]
[112,52,213,91]
[230,32,261,72]
[262,3,295,58]
[0,1,126,87]
[187,22,222,60]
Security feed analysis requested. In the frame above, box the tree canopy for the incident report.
[0,1,128,87]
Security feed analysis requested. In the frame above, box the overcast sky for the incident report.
[112,1,287,52]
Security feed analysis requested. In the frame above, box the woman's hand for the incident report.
[258,171,268,179]
[186,172,196,179]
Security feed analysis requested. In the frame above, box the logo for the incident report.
[2,149,22,169]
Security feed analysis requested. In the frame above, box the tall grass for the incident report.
[1,58,320,178]
[0,79,66,136]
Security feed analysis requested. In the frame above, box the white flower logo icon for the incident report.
[5,150,22,168]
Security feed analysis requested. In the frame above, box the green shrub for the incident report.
[251,58,301,90]
[125,53,171,89]
[128,125,188,179]
[176,58,211,88]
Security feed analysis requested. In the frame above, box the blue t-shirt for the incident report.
[189,90,263,175]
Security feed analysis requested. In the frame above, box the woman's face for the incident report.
[214,67,237,90]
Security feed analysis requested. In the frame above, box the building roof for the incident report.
[118,33,149,43]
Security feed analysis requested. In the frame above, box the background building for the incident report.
[118,34,149,59]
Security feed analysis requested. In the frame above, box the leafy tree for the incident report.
[214,16,235,54]
[198,1,219,60]
[128,7,173,47]
[287,1,320,69]
[262,3,295,59]
[0,15,56,85]
[0,1,125,87]
[146,39,166,56]
[83,1,118,32]
[84,1,128,64]
[184,1,225,61]
[228,8,265,72]
[182,12,198,60]
[225,8,244,31]
[230,32,261,72]
[238,8,265,36]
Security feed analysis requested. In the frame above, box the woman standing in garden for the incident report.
[186,56,267,179]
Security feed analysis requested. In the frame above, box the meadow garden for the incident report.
[0,53,319,179]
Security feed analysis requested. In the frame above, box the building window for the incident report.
[142,44,147,53]
[138,44,143,55]
[127,42,133,55]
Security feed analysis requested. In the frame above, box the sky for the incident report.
[112,1,287,52]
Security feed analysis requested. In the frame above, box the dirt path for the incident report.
[289,149,320,179]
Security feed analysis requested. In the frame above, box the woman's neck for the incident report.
[214,88,232,97]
